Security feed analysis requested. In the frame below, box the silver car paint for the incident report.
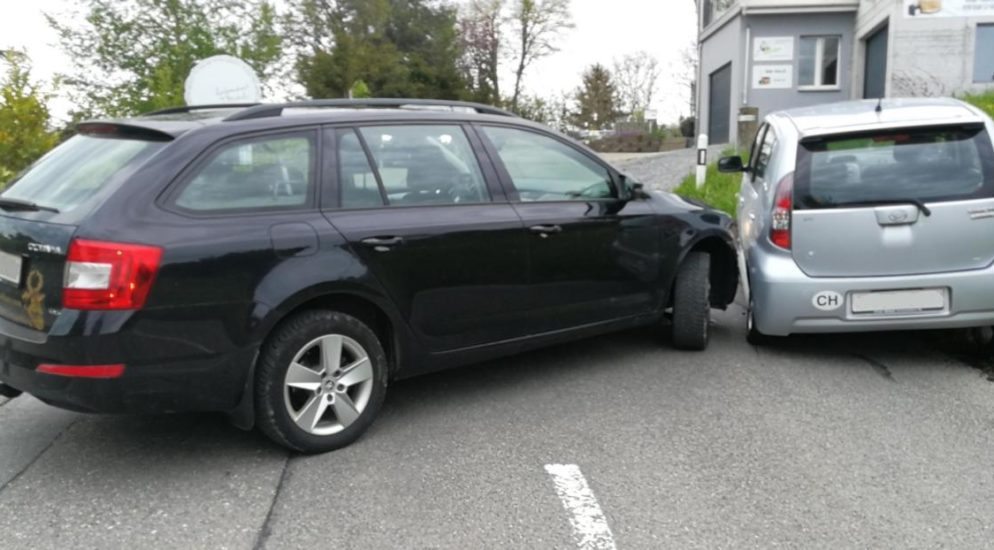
[738,98,994,336]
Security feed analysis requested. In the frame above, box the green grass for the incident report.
[672,148,742,218]
[963,91,994,119]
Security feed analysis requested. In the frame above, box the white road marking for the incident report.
[544,464,617,550]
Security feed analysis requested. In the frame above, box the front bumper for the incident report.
[749,250,994,336]
[0,308,257,414]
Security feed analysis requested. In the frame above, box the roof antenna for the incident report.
[875,97,883,113]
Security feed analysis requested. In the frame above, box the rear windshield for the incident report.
[2,135,165,213]
[795,125,994,210]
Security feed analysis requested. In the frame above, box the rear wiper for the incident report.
[0,198,59,214]
[834,198,931,217]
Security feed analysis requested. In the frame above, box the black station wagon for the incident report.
[0,99,738,452]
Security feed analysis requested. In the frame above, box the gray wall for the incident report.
[698,17,745,145]
[744,13,857,133]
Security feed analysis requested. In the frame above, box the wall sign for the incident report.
[905,0,994,17]
[753,65,794,89]
[753,36,794,61]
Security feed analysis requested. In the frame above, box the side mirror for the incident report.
[617,173,644,201]
[718,156,749,173]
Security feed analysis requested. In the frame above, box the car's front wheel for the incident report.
[255,310,388,453]
[671,251,711,351]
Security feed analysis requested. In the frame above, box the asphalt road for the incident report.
[1,303,994,549]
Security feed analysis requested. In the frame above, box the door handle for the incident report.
[529,224,563,235]
[360,236,404,250]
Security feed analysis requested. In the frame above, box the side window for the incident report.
[176,133,314,212]
[753,127,777,181]
[358,125,490,206]
[481,126,613,201]
[337,129,385,209]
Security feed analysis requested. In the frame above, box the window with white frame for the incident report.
[799,36,841,88]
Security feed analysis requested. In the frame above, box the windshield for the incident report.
[795,125,994,210]
[2,135,165,213]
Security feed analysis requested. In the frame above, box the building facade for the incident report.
[696,0,994,146]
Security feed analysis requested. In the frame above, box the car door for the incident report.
[476,124,661,334]
[321,124,532,353]
[738,124,775,254]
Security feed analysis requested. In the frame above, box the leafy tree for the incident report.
[613,52,661,120]
[459,0,504,105]
[570,64,620,131]
[508,0,573,111]
[48,0,282,117]
[290,0,469,100]
[0,51,58,186]
[350,80,372,99]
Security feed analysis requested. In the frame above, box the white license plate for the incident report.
[0,251,21,285]
[851,288,946,315]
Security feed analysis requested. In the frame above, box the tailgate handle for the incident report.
[875,205,920,226]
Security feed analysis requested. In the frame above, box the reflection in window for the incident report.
[357,125,490,206]
[338,130,384,209]
[482,126,613,202]
[176,135,313,211]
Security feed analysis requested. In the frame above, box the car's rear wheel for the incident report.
[255,310,387,453]
[671,251,711,351]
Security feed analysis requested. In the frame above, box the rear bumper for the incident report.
[0,307,258,414]
[749,250,994,336]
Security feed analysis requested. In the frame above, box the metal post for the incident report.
[695,134,709,189]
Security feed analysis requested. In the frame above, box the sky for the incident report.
[0,0,698,124]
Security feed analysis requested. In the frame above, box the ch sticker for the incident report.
[21,269,45,330]
[813,290,843,311]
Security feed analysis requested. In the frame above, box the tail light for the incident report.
[769,172,794,250]
[63,239,163,310]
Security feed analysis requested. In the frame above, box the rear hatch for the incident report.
[792,123,994,277]
[0,129,167,332]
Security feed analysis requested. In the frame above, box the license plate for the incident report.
[851,288,946,315]
[0,251,21,285]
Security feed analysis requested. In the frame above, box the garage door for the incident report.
[863,24,888,99]
[708,64,732,144]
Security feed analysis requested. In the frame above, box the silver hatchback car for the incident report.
[721,98,994,342]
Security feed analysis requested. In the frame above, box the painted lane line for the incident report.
[544,464,617,550]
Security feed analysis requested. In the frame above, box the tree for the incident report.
[570,64,620,131]
[458,0,504,105]
[0,51,58,185]
[290,0,469,100]
[672,40,698,117]
[48,0,283,117]
[508,0,573,111]
[613,52,661,120]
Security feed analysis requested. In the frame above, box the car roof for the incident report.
[81,99,527,139]
[773,98,987,140]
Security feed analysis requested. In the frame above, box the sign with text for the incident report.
[905,0,994,17]
[753,65,793,89]
[753,36,794,62]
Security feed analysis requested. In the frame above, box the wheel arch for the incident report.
[672,232,740,310]
[257,287,406,378]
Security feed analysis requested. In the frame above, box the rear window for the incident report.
[795,125,994,209]
[2,135,165,213]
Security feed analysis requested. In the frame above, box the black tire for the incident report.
[672,251,711,351]
[255,310,388,454]
[746,299,772,346]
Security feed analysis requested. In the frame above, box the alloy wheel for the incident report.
[283,334,374,436]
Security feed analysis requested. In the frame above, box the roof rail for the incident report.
[222,98,518,122]
[144,103,261,117]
